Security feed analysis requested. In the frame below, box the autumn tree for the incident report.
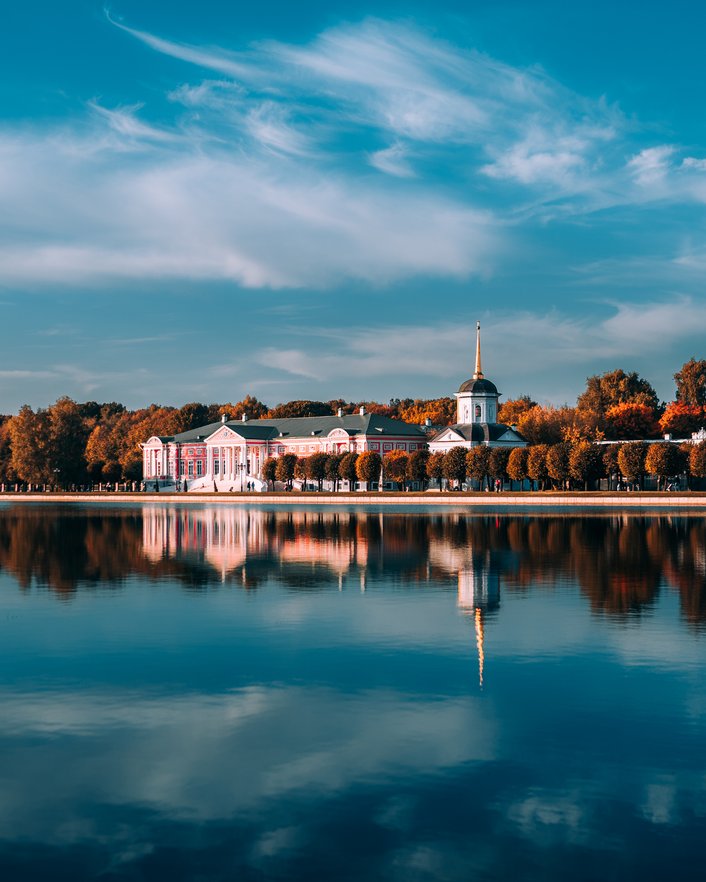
[406,449,430,487]
[262,457,277,490]
[602,445,620,481]
[466,446,491,489]
[645,444,686,490]
[0,417,15,483]
[383,450,409,488]
[426,451,445,488]
[577,369,660,413]
[604,403,660,440]
[689,442,706,482]
[568,441,604,490]
[442,447,467,490]
[675,358,706,406]
[398,398,456,426]
[659,402,706,437]
[527,444,550,490]
[268,400,333,418]
[497,395,537,425]
[617,442,647,488]
[47,397,90,485]
[356,451,382,487]
[507,446,529,489]
[489,447,511,488]
[176,402,209,432]
[275,453,298,489]
[9,406,51,484]
[339,452,359,489]
[546,443,571,490]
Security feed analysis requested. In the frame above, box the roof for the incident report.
[161,412,428,444]
[430,422,525,443]
[457,377,499,395]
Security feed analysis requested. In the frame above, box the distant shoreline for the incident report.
[1,491,706,508]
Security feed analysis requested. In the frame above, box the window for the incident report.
[383,442,392,451]
[396,443,405,450]
[475,405,481,420]
[370,442,380,450]
[179,462,185,476]
[188,448,194,456]
[188,462,193,476]
[196,461,203,476]
[167,462,174,476]
[214,459,220,474]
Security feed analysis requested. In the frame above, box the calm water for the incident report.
[1,504,705,881]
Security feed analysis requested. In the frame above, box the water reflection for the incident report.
[0,505,704,626]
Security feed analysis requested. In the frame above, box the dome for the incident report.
[457,377,498,395]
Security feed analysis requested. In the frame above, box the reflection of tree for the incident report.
[0,507,705,627]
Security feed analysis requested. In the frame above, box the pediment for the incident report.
[433,428,465,443]
[205,425,245,443]
[328,427,350,438]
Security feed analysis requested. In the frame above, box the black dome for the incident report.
[457,377,498,394]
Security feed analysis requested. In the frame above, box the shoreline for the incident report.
[1,491,706,508]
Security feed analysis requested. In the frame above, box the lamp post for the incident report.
[53,468,60,493]
[238,461,246,492]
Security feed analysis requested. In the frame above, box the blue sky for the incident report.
[2,0,706,412]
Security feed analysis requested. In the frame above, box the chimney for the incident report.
[663,433,672,441]
[242,413,248,422]
[221,413,227,423]
[359,405,366,416]
[337,408,343,418]
[424,417,432,427]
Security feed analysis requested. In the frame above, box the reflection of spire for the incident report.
[474,321,483,379]
[474,607,484,688]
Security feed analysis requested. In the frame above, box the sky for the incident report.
[2,0,706,412]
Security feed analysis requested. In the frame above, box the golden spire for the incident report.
[474,321,484,379]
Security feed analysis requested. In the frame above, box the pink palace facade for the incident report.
[142,407,429,491]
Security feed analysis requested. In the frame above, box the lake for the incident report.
[0,503,705,881]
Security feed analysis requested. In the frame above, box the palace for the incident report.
[142,322,525,490]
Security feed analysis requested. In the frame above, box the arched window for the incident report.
[475,404,482,420]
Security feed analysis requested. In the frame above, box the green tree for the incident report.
[546,443,571,490]
[275,453,298,489]
[466,446,491,489]
[47,397,90,485]
[617,442,647,488]
[262,456,277,490]
[675,358,706,406]
[324,453,343,491]
[305,452,329,491]
[568,441,604,490]
[645,443,686,490]
[507,446,529,489]
[442,447,467,490]
[577,369,660,413]
[339,452,359,489]
[527,444,550,490]
[356,451,382,487]
[488,447,511,488]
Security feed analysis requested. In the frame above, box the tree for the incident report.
[546,443,571,490]
[324,453,344,491]
[617,442,647,487]
[645,443,686,490]
[497,395,537,425]
[466,446,491,489]
[659,402,706,437]
[442,447,467,490]
[356,451,382,487]
[689,441,706,482]
[268,400,333,418]
[398,398,456,426]
[406,449,430,488]
[9,406,51,485]
[507,446,529,489]
[426,451,445,488]
[605,403,660,440]
[0,416,15,483]
[568,441,603,490]
[489,447,511,488]
[275,453,298,489]
[383,450,409,488]
[339,452,359,489]
[526,444,550,490]
[305,452,329,491]
[262,456,277,490]
[675,358,706,406]
[176,402,209,432]
[47,397,90,485]
[577,369,660,413]
[602,444,620,482]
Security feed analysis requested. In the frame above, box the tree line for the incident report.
[0,358,704,487]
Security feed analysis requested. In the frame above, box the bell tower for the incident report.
[455,322,500,424]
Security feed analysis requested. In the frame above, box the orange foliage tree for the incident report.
[604,403,660,440]
[659,402,706,437]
